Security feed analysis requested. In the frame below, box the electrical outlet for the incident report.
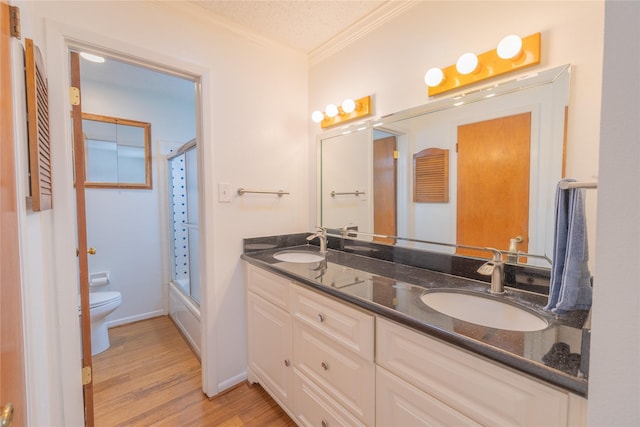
[218,182,232,202]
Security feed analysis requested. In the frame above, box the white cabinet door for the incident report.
[247,291,293,409]
[377,317,570,427]
[376,365,482,427]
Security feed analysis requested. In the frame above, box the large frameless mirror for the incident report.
[320,65,571,267]
[82,112,152,189]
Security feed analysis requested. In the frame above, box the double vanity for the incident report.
[242,232,589,426]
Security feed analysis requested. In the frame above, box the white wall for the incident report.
[14,1,308,425]
[588,1,640,425]
[82,71,195,327]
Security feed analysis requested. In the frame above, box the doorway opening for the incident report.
[70,46,201,423]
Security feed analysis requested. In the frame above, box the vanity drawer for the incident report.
[376,365,481,427]
[294,321,374,425]
[293,369,367,427]
[246,264,290,311]
[291,284,374,361]
[376,317,569,427]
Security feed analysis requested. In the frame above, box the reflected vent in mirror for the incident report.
[413,148,449,203]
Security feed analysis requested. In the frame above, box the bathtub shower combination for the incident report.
[167,139,201,355]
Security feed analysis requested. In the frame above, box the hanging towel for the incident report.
[545,179,593,314]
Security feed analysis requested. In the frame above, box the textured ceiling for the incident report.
[190,0,387,53]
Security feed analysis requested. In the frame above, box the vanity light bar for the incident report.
[426,32,541,97]
[312,95,372,129]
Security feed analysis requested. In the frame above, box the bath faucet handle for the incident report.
[477,262,496,276]
[485,247,503,262]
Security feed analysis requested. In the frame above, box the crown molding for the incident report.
[309,1,419,66]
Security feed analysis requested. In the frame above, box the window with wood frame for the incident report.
[413,147,449,203]
[25,38,52,211]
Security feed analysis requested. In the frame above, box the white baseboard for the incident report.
[218,372,247,393]
[107,309,166,328]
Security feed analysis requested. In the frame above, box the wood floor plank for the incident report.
[93,316,296,426]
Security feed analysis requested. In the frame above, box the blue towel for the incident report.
[545,179,593,313]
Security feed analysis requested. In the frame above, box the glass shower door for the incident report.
[168,142,200,304]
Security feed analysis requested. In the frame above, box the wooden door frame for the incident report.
[1,1,28,425]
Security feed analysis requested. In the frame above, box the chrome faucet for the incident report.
[307,226,328,254]
[477,248,505,294]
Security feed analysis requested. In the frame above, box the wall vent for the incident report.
[25,38,52,211]
[413,147,449,203]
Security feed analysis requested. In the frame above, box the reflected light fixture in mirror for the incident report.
[80,52,105,63]
[312,95,372,129]
[425,32,540,96]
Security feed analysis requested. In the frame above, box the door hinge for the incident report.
[82,366,92,385]
[456,143,459,153]
[9,5,21,39]
[393,150,399,160]
[69,87,80,106]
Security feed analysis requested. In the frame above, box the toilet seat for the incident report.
[78,291,122,311]
[89,291,121,309]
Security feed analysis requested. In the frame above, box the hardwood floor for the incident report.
[93,316,296,426]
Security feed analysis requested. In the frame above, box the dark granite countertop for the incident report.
[241,234,589,397]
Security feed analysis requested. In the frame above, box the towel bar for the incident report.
[331,190,365,197]
[558,181,598,190]
[237,188,289,197]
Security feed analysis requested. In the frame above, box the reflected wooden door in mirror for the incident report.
[456,112,530,258]
[81,113,152,189]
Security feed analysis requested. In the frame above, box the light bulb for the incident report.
[325,104,339,118]
[497,35,523,60]
[456,53,479,75]
[80,52,105,63]
[424,68,444,87]
[311,110,325,123]
[341,99,356,114]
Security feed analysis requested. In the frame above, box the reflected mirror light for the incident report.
[80,52,105,63]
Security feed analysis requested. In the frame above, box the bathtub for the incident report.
[169,280,201,357]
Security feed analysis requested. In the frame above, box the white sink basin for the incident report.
[273,250,325,263]
[420,291,548,332]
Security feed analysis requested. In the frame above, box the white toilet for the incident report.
[81,291,122,355]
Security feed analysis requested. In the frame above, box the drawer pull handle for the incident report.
[317,313,325,323]
[284,359,291,367]
[321,361,329,371]
[321,420,329,427]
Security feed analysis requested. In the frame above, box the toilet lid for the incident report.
[88,291,121,308]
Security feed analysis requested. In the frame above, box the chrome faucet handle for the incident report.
[484,247,504,263]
